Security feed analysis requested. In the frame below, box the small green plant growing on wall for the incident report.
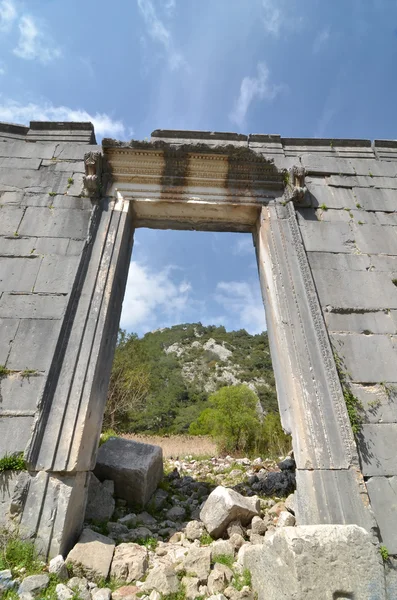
[48,191,56,197]
[0,365,10,377]
[333,350,363,435]
[392,279,397,287]
[380,545,389,561]
[0,452,26,473]
[319,203,328,211]
[356,202,362,209]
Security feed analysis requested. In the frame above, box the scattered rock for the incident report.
[85,473,115,522]
[229,533,245,550]
[49,555,69,581]
[18,574,49,595]
[166,505,186,521]
[250,516,267,536]
[66,528,115,582]
[210,539,235,560]
[183,545,211,582]
[277,511,296,527]
[284,493,295,515]
[142,564,180,594]
[200,486,260,538]
[112,585,139,600]
[110,543,148,583]
[92,588,112,600]
[67,577,91,600]
[252,471,295,497]
[182,576,201,600]
[268,502,285,518]
[55,583,74,600]
[185,520,204,540]
[95,438,163,507]
[207,563,233,595]
[118,513,137,528]
[227,521,245,538]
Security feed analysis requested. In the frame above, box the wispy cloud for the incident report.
[313,27,330,54]
[215,281,266,334]
[13,14,61,63]
[0,99,128,139]
[233,236,254,257]
[262,0,282,36]
[137,0,186,71]
[0,0,16,32]
[120,261,192,333]
[230,62,285,128]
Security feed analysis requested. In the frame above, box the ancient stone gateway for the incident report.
[0,123,396,569]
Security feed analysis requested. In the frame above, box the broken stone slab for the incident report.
[242,525,386,600]
[200,486,260,539]
[183,545,211,582]
[110,543,149,583]
[66,528,115,582]
[18,574,49,596]
[94,438,163,507]
[49,555,68,581]
[112,585,140,600]
[85,473,115,522]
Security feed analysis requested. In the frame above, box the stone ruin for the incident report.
[0,121,397,596]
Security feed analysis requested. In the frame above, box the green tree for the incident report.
[189,384,260,453]
[104,330,150,430]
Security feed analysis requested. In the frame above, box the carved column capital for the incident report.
[283,165,307,204]
[83,151,109,200]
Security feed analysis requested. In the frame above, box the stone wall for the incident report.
[1,123,397,561]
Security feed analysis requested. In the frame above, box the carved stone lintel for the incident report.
[283,165,307,204]
[83,151,107,200]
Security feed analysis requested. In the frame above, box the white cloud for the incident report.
[120,261,192,332]
[233,236,254,256]
[313,27,330,54]
[262,0,281,36]
[137,0,186,71]
[13,14,61,63]
[214,281,266,334]
[0,99,128,138]
[0,0,16,32]
[230,62,285,128]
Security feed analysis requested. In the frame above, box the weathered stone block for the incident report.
[307,184,357,209]
[351,383,397,424]
[299,221,355,253]
[0,318,19,363]
[200,486,260,538]
[0,471,19,526]
[301,154,356,175]
[353,223,397,255]
[242,525,386,600]
[0,206,24,235]
[0,236,38,255]
[0,141,56,160]
[85,473,115,522]
[18,207,90,239]
[312,269,397,310]
[94,438,163,507]
[358,424,397,476]
[0,294,66,319]
[331,333,397,383]
[325,310,396,334]
[307,251,370,271]
[34,255,80,294]
[66,528,115,582]
[0,416,33,454]
[0,256,41,292]
[366,476,397,554]
[110,543,148,583]
[0,372,45,412]
[35,237,70,255]
[6,319,61,371]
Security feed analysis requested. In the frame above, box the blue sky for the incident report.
[1,0,396,335]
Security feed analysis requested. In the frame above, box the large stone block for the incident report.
[307,184,357,209]
[0,471,19,526]
[0,141,56,160]
[0,318,19,364]
[0,294,66,319]
[0,206,25,235]
[301,154,356,175]
[312,269,397,310]
[242,525,386,600]
[353,223,397,255]
[307,251,370,271]
[0,372,45,412]
[325,310,396,334]
[351,382,397,424]
[6,319,61,371]
[358,424,397,476]
[366,476,397,554]
[200,486,260,538]
[18,207,91,239]
[0,256,41,292]
[85,473,115,522]
[66,528,115,582]
[34,255,80,294]
[0,236,38,255]
[299,221,354,253]
[353,187,397,212]
[331,333,397,383]
[0,415,33,454]
[94,438,163,507]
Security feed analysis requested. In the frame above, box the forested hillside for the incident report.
[105,323,278,435]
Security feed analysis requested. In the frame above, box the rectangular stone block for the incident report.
[35,237,70,255]
[51,194,91,210]
[0,157,41,170]
[358,424,397,476]
[353,223,397,255]
[374,212,397,226]
[0,236,38,255]
[18,207,90,239]
[307,251,370,271]
[0,318,19,364]
[66,239,85,255]
[299,221,355,253]
[351,383,397,425]
[369,255,397,272]
[0,167,71,194]
[0,372,45,412]
[0,141,56,160]
[0,191,24,204]
[312,269,397,310]
[314,209,352,223]
[0,472,19,526]
[307,184,357,209]
[65,172,84,196]
[0,206,24,235]
[41,160,85,173]
[0,415,33,454]
[34,255,80,294]
[0,293,67,319]
[366,476,397,553]
[331,333,397,383]
[325,310,396,334]
[301,154,356,175]
[0,256,41,292]
[53,143,99,160]
[6,318,61,371]
[353,187,397,212]
[349,158,397,177]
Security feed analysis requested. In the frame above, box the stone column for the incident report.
[254,202,375,531]
[14,196,134,558]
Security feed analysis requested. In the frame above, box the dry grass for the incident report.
[121,433,218,458]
